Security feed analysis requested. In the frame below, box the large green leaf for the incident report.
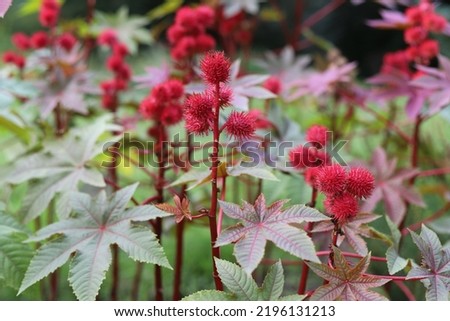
[19,184,171,300]
[4,116,120,222]
[0,213,33,290]
[91,7,153,54]
[260,260,284,300]
[183,259,304,301]
[385,216,408,275]
[182,290,235,301]
[215,258,259,300]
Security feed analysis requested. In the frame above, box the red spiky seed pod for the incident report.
[196,5,215,28]
[316,164,348,195]
[346,167,375,199]
[224,111,256,140]
[328,193,359,221]
[166,79,185,100]
[200,51,231,85]
[306,125,329,148]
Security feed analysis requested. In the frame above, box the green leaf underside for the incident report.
[19,184,171,300]
[5,116,119,223]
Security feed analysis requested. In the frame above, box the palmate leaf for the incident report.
[183,259,305,301]
[19,184,171,301]
[361,147,425,225]
[91,7,153,54]
[406,225,450,301]
[217,194,329,273]
[0,213,33,290]
[307,247,389,301]
[312,213,380,256]
[4,116,120,223]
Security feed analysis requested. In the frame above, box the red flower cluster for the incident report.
[316,164,374,222]
[97,29,131,110]
[289,125,331,186]
[184,51,255,140]
[167,5,216,61]
[382,1,447,76]
[217,10,253,47]
[139,79,185,126]
[2,51,25,69]
[39,0,60,28]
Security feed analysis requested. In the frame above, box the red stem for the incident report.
[401,202,450,236]
[302,0,346,29]
[409,116,422,185]
[208,83,224,291]
[297,188,317,295]
[154,124,166,301]
[131,263,143,301]
[394,281,416,301]
[217,176,227,234]
[172,134,193,301]
[291,0,305,50]
[418,167,450,177]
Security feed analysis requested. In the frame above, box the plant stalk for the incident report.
[208,83,224,291]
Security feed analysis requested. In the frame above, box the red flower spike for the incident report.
[175,7,198,29]
[406,6,424,25]
[346,167,375,199]
[195,34,216,52]
[263,76,281,95]
[289,145,309,169]
[2,51,17,64]
[117,64,132,81]
[57,33,77,52]
[106,54,124,72]
[161,104,184,125]
[167,25,186,44]
[185,93,214,117]
[316,164,347,195]
[404,27,427,45]
[102,94,117,110]
[39,2,59,28]
[98,29,117,47]
[328,193,359,222]
[304,167,320,188]
[306,125,329,149]
[224,111,256,140]
[247,109,272,129]
[419,39,439,59]
[30,31,49,49]
[12,33,30,51]
[200,51,231,85]
[139,96,159,119]
[196,5,215,28]
[185,115,212,135]
[166,79,184,100]
[423,13,447,33]
[152,84,170,102]
[112,43,128,58]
